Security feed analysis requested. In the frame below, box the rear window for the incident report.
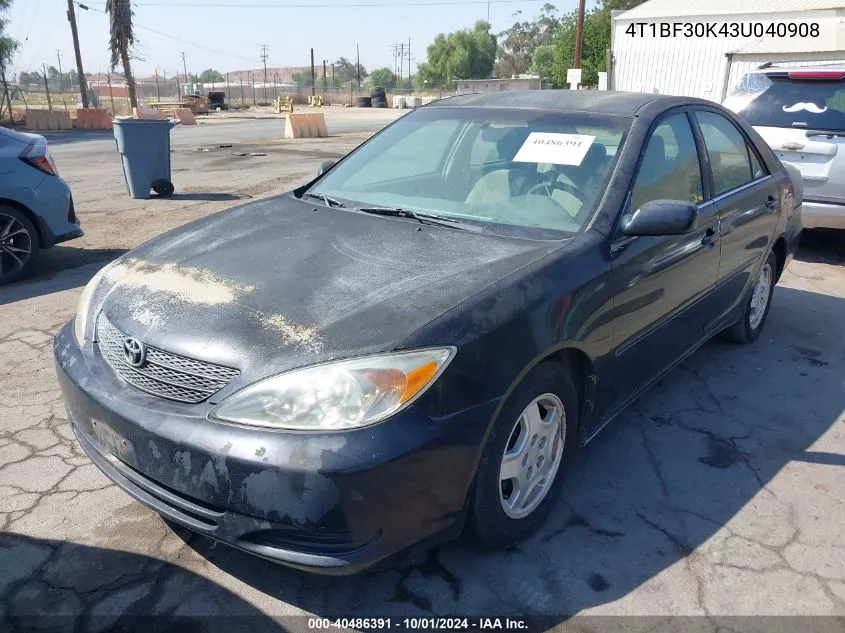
[733,74,845,132]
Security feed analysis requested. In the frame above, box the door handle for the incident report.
[765,195,778,211]
[701,226,719,247]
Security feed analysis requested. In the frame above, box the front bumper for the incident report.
[53,323,493,574]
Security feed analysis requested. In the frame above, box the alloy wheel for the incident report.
[0,212,34,281]
[749,262,772,331]
[499,393,566,519]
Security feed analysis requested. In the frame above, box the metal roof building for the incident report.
[610,0,845,102]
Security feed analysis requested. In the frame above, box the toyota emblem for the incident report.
[123,337,147,367]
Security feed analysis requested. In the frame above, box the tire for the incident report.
[372,99,388,109]
[0,205,39,285]
[153,181,175,197]
[356,96,372,108]
[720,250,777,344]
[468,361,579,548]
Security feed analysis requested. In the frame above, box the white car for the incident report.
[724,64,844,230]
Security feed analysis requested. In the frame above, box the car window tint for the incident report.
[630,113,703,211]
[694,111,755,196]
[343,118,463,187]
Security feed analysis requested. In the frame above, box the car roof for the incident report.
[427,90,706,117]
[747,63,845,73]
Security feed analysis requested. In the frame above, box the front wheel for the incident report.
[721,250,777,344]
[468,362,579,548]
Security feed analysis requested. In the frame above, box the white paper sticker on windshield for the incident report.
[512,132,596,166]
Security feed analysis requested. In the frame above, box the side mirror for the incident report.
[621,199,697,236]
[317,160,336,177]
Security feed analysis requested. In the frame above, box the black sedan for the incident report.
[54,91,803,575]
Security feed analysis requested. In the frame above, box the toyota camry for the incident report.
[54,91,803,575]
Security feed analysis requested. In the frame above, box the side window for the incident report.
[694,111,757,195]
[630,113,703,211]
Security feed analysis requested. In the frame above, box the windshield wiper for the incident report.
[304,192,345,208]
[354,206,486,232]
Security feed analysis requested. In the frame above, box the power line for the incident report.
[91,0,546,8]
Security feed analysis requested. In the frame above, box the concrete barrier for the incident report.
[24,110,72,131]
[133,106,167,120]
[284,112,328,139]
[173,108,197,125]
[74,108,113,129]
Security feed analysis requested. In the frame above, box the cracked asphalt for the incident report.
[1,112,844,631]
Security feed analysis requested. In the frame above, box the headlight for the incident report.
[210,347,456,431]
[73,261,117,347]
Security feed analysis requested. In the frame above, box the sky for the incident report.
[4,0,587,80]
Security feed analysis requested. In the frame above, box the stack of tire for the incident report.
[356,96,372,108]
[370,86,388,108]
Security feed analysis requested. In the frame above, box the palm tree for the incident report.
[105,0,139,109]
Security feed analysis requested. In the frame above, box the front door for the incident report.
[605,111,721,412]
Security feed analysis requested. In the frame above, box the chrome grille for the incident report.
[96,313,239,404]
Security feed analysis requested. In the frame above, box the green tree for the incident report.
[551,0,647,88]
[106,0,139,108]
[198,68,225,83]
[419,21,496,85]
[531,44,555,79]
[291,70,312,86]
[368,67,397,90]
[495,4,559,78]
[0,0,16,68]
[333,56,367,84]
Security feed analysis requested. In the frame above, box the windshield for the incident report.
[306,106,629,236]
[730,74,845,132]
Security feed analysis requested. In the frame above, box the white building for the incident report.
[610,0,845,102]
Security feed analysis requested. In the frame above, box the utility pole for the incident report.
[322,60,327,102]
[310,48,316,98]
[356,44,361,91]
[260,44,269,103]
[181,51,188,94]
[66,0,88,108]
[42,63,53,111]
[154,68,160,101]
[408,38,412,90]
[574,0,586,68]
[55,50,63,94]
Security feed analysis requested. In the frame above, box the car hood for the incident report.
[94,194,565,395]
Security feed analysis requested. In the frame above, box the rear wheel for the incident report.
[0,205,39,285]
[153,181,175,197]
[469,362,579,548]
[721,250,777,344]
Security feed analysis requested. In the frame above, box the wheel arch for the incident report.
[771,234,787,282]
[0,198,45,248]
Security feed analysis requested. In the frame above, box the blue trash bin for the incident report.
[112,118,175,200]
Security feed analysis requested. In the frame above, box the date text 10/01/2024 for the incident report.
[308,618,529,630]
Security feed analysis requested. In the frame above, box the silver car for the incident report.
[724,64,845,230]
[0,127,82,284]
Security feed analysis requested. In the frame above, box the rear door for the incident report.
[733,70,845,205]
[690,109,779,331]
